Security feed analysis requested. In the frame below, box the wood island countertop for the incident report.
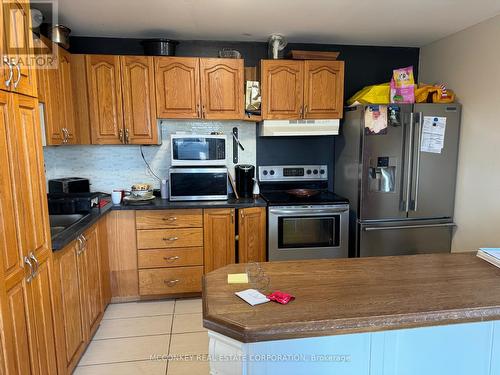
[202,252,500,343]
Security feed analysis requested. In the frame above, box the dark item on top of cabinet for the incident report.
[235,164,255,199]
[141,38,178,56]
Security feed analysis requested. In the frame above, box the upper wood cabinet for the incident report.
[238,207,267,263]
[261,59,344,120]
[86,55,158,145]
[37,46,77,145]
[121,56,158,144]
[261,60,304,120]
[1,0,37,97]
[156,57,244,120]
[200,58,244,119]
[86,54,124,144]
[204,208,236,273]
[155,57,200,119]
[303,60,344,119]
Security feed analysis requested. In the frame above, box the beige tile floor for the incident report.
[74,298,209,375]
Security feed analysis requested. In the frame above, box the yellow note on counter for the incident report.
[227,273,249,284]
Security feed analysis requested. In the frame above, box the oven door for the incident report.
[169,168,228,201]
[268,205,349,261]
[171,135,226,166]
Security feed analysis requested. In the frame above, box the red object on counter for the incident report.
[98,198,111,208]
[266,291,295,305]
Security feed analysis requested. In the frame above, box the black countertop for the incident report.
[50,196,267,251]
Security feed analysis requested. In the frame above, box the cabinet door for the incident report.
[304,60,344,119]
[204,208,235,273]
[53,241,86,374]
[37,64,65,144]
[238,207,267,263]
[4,279,36,375]
[200,58,243,119]
[0,92,21,284]
[98,216,111,308]
[2,0,37,97]
[9,94,50,261]
[86,55,123,144]
[155,57,200,119]
[261,60,303,120]
[59,47,76,143]
[0,0,10,92]
[28,255,58,375]
[121,56,158,144]
[71,54,92,144]
[81,226,103,337]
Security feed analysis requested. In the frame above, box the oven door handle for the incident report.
[270,207,348,215]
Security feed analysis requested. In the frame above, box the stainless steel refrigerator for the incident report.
[335,103,461,257]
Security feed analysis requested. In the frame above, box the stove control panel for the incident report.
[259,165,328,181]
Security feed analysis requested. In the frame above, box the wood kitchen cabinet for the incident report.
[86,54,124,144]
[86,54,158,144]
[238,207,267,263]
[37,45,77,144]
[303,60,344,119]
[121,56,158,144]
[155,57,200,118]
[155,57,244,120]
[204,208,236,273]
[261,59,344,120]
[200,58,244,119]
[1,0,37,97]
[0,91,58,375]
[52,222,108,375]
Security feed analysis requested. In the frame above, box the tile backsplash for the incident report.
[43,120,256,193]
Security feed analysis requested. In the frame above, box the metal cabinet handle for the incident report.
[163,256,180,263]
[13,62,21,88]
[125,128,130,144]
[299,106,304,118]
[24,256,33,283]
[162,237,178,241]
[230,209,234,224]
[3,57,13,87]
[62,128,69,144]
[164,279,180,287]
[119,128,124,143]
[202,105,206,118]
[162,217,177,221]
[240,210,244,219]
[29,252,39,277]
[405,113,414,213]
[413,112,423,211]
[81,234,87,251]
[196,104,201,118]
[304,105,308,115]
[363,223,456,231]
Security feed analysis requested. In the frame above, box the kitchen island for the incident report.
[203,253,500,375]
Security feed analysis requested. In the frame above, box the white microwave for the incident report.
[170,134,227,166]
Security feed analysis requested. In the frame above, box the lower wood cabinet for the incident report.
[238,207,267,263]
[204,208,236,274]
[52,222,110,375]
[139,266,204,296]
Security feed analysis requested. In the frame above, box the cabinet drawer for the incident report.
[136,209,203,229]
[137,228,203,249]
[139,266,203,295]
[138,248,203,269]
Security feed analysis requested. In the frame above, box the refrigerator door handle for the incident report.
[412,112,424,211]
[363,222,456,231]
[404,112,415,213]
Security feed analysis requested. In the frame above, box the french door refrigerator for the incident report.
[335,103,461,257]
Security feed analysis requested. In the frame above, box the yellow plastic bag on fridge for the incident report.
[415,83,456,103]
[347,83,390,106]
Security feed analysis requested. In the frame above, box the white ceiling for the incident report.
[56,0,500,47]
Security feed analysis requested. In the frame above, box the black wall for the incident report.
[70,37,419,190]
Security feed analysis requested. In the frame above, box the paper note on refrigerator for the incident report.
[420,116,446,153]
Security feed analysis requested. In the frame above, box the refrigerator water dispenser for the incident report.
[369,157,396,193]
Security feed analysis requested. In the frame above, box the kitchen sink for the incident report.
[49,214,88,236]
